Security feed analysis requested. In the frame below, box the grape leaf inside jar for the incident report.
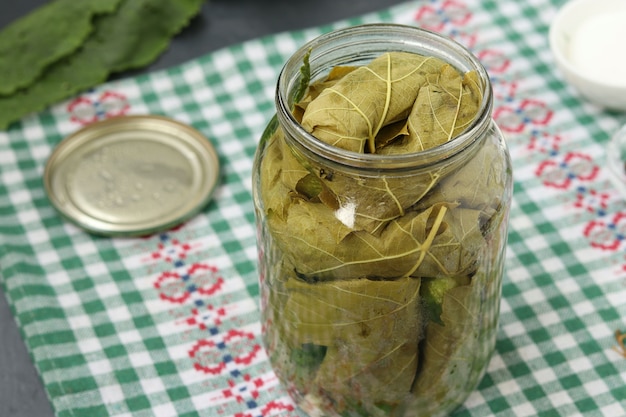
[282,276,423,408]
[292,52,484,233]
[299,51,482,155]
[258,49,505,414]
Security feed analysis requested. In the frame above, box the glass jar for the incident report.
[252,24,512,417]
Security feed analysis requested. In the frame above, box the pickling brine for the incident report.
[252,24,513,417]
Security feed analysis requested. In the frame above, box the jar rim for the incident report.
[276,23,494,170]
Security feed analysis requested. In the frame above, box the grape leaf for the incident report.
[294,65,358,120]
[409,284,478,412]
[417,132,510,218]
[409,269,500,413]
[293,54,484,232]
[315,165,442,234]
[261,127,445,234]
[301,52,446,153]
[259,128,345,230]
[379,66,482,154]
[0,0,122,96]
[269,201,485,281]
[282,276,423,407]
[0,0,204,130]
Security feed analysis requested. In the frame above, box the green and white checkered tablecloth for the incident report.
[1,0,625,416]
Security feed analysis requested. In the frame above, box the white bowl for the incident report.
[549,0,626,111]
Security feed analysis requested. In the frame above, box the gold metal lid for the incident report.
[44,115,220,236]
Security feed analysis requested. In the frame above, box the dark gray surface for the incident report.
[0,1,405,416]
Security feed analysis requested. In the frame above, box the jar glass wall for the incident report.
[252,24,513,417]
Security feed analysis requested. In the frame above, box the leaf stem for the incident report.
[404,205,448,277]
[370,53,393,154]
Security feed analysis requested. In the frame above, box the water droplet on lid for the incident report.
[99,169,113,181]
[43,115,219,236]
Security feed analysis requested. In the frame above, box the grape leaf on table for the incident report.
[0,0,122,96]
[0,0,205,130]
